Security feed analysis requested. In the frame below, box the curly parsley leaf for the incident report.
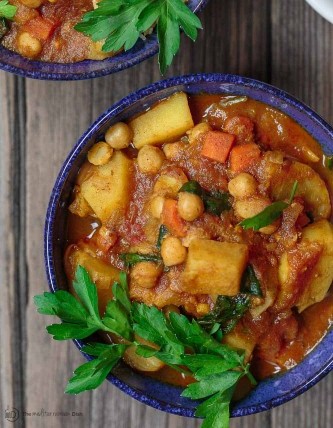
[0,0,17,20]
[240,180,298,231]
[75,0,202,74]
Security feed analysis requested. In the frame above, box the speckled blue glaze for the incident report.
[45,74,333,418]
[0,0,207,80]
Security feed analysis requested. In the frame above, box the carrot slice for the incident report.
[161,199,187,237]
[229,143,261,173]
[22,16,56,42]
[201,131,235,163]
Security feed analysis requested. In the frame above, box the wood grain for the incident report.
[0,0,332,427]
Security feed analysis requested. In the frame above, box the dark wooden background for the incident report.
[0,0,332,427]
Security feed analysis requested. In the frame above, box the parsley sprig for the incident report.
[0,0,16,20]
[74,0,203,74]
[34,266,256,427]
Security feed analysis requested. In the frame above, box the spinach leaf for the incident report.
[179,180,231,216]
[198,294,250,335]
[241,265,262,297]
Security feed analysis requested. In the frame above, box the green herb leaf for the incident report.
[240,200,288,231]
[179,180,231,216]
[197,387,235,428]
[101,274,133,340]
[182,370,242,400]
[156,224,168,249]
[241,265,262,297]
[75,0,202,74]
[198,294,250,335]
[0,0,17,20]
[73,265,103,326]
[288,180,299,204]
[120,252,162,267]
[132,303,184,356]
[65,344,127,394]
[240,181,298,231]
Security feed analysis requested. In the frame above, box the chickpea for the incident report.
[163,304,180,319]
[130,261,162,289]
[161,236,187,266]
[228,173,257,199]
[87,142,113,165]
[124,335,164,372]
[178,192,204,221]
[17,32,42,58]
[234,197,271,219]
[137,145,165,174]
[105,122,133,149]
[163,142,185,160]
[186,122,211,144]
[150,195,165,219]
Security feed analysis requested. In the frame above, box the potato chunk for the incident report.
[65,246,120,290]
[223,324,256,363]
[65,246,120,314]
[296,220,333,311]
[181,239,249,295]
[80,151,133,224]
[129,92,194,149]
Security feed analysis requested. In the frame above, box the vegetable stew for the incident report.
[64,92,333,388]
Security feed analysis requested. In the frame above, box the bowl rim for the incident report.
[0,0,207,81]
[44,73,333,418]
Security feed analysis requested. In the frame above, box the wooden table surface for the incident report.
[0,0,332,427]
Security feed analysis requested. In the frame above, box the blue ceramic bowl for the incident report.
[0,0,207,80]
[45,74,333,417]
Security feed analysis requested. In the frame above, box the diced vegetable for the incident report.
[80,151,133,224]
[69,187,93,218]
[182,239,249,295]
[201,131,235,163]
[223,323,257,363]
[65,246,120,290]
[129,92,194,149]
[229,143,261,173]
[65,246,120,314]
[161,199,187,237]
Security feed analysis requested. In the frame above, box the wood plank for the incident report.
[271,0,333,121]
[0,73,27,424]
